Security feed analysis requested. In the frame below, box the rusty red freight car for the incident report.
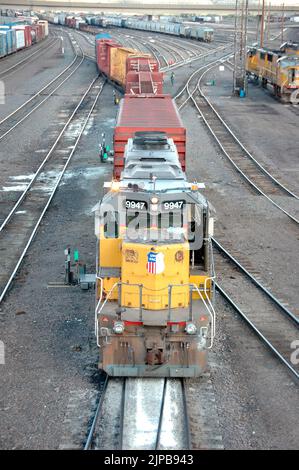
[95,38,120,77]
[113,94,186,179]
[126,56,159,74]
[125,71,164,95]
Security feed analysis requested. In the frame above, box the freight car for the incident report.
[246,43,299,104]
[64,15,214,43]
[94,131,215,377]
[0,19,47,59]
[113,95,185,179]
[122,18,214,42]
[95,36,164,96]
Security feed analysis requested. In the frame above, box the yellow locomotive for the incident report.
[94,132,215,377]
[246,42,299,103]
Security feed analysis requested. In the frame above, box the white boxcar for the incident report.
[14,28,25,49]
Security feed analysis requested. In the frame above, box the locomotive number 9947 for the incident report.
[125,200,147,210]
[163,200,185,211]
[125,199,185,211]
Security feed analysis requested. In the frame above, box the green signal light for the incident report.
[103,153,108,160]
[106,145,110,152]
[74,250,79,262]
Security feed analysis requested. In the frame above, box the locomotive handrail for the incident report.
[95,279,215,347]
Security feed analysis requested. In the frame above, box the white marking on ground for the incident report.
[83,116,94,135]
[2,185,27,192]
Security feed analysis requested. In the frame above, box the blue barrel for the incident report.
[240,89,246,98]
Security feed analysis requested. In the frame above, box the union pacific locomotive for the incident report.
[94,36,216,377]
[246,42,299,104]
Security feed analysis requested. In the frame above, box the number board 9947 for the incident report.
[162,200,185,211]
[125,199,148,210]
[125,200,185,211]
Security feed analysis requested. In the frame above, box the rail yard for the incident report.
[0,7,298,453]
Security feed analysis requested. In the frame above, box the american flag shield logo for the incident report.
[146,252,165,274]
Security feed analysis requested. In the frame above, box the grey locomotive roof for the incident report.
[121,133,186,182]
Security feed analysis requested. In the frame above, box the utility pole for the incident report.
[256,0,261,43]
[281,3,285,43]
[233,0,249,96]
[267,2,271,42]
[260,0,266,47]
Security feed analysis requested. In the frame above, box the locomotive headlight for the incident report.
[113,321,125,334]
[185,322,197,335]
[150,196,159,205]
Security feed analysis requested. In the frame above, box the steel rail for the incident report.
[181,379,192,450]
[119,379,126,450]
[216,283,299,380]
[155,378,167,450]
[212,238,299,326]
[0,76,104,304]
[174,50,233,106]
[84,375,109,450]
[197,65,299,201]
[0,35,82,134]
[0,37,59,78]
[188,80,299,225]
[106,27,227,72]
[0,57,90,232]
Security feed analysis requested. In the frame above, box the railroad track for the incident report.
[175,49,233,107]
[178,61,299,224]
[213,238,299,380]
[0,36,60,80]
[84,377,191,450]
[0,75,105,304]
[0,36,84,143]
[71,25,233,75]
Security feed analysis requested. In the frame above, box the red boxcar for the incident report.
[39,23,45,40]
[96,38,120,77]
[126,56,159,74]
[125,71,164,95]
[113,94,186,179]
[30,24,40,43]
[66,17,76,28]
[24,25,32,47]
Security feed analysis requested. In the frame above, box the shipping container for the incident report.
[113,94,186,179]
